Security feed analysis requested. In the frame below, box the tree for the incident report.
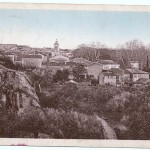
[53,69,70,83]
[116,39,148,69]
[72,64,86,81]
[30,69,45,92]
[73,42,109,61]
[41,69,53,86]
[15,107,44,138]
[120,39,145,51]
[0,55,16,69]
[62,69,69,82]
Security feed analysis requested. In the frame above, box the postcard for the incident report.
[0,2,150,148]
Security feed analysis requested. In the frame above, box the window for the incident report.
[103,65,110,70]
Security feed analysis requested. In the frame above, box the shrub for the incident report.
[38,92,59,108]
[128,111,150,140]
[106,92,130,112]
[0,109,17,137]
[14,107,44,138]
[95,86,121,104]
[44,108,104,139]
[53,69,70,83]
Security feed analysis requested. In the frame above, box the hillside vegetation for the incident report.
[38,82,150,140]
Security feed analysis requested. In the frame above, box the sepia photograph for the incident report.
[0,2,150,147]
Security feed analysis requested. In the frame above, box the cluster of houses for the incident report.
[1,40,150,87]
[2,40,72,69]
[65,57,150,87]
[83,59,150,86]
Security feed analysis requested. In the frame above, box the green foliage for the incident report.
[72,64,86,81]
[38,82,150,139]
[0,55,25,71]
[16,107,44,138]
[44,108,104,139]
[38,92,59,109]
[0,106,44,138]
[128,111,150,140]
[0,106,19,137]
[53,69,69,83]
[94,86,121,104]
[73,40,150,69]
[0,56,16,69]
[0,104,104,139]
[106,92,130,112]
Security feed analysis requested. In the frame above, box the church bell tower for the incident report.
[54,39,59,53]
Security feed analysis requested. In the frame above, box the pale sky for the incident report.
[0,9,150,49]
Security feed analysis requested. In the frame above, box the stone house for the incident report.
[22,55,42,68]
[99,72,117,86]
[7,54,15,63]
[34,53,47,63]
[108,68,125,86]
[86,62,103,80]
[98,60,120,71]
[124,69,149,84]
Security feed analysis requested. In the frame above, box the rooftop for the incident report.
[71,57,93,66]
[135,78,150,84]
[101,71,117,76]
[98,60,119,65]
[109,68,124,75]
[22,55,42,59]
[51,55,69,61]
[125,69,149,74]
[47,61,76,66]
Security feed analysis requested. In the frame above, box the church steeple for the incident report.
[54,39,59,52]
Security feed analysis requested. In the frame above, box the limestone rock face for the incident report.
[0,64,40,114]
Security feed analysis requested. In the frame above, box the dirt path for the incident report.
[95,115,117,139]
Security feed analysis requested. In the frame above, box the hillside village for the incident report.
[1,40,150,139]
[2,5,150,141]
[1,39,150,87]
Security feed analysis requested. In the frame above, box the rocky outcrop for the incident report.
[0,64,40,115]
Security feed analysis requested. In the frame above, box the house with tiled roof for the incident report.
[50,55,69,62]
[108,68,125,86]
[98,60,120,71]
[124,68,149,84]
[134,78,150,86]
[130,61,140,69]
[71,58,103,80]
[86,62,103,80]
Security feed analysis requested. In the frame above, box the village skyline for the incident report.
[1,9,150,49]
